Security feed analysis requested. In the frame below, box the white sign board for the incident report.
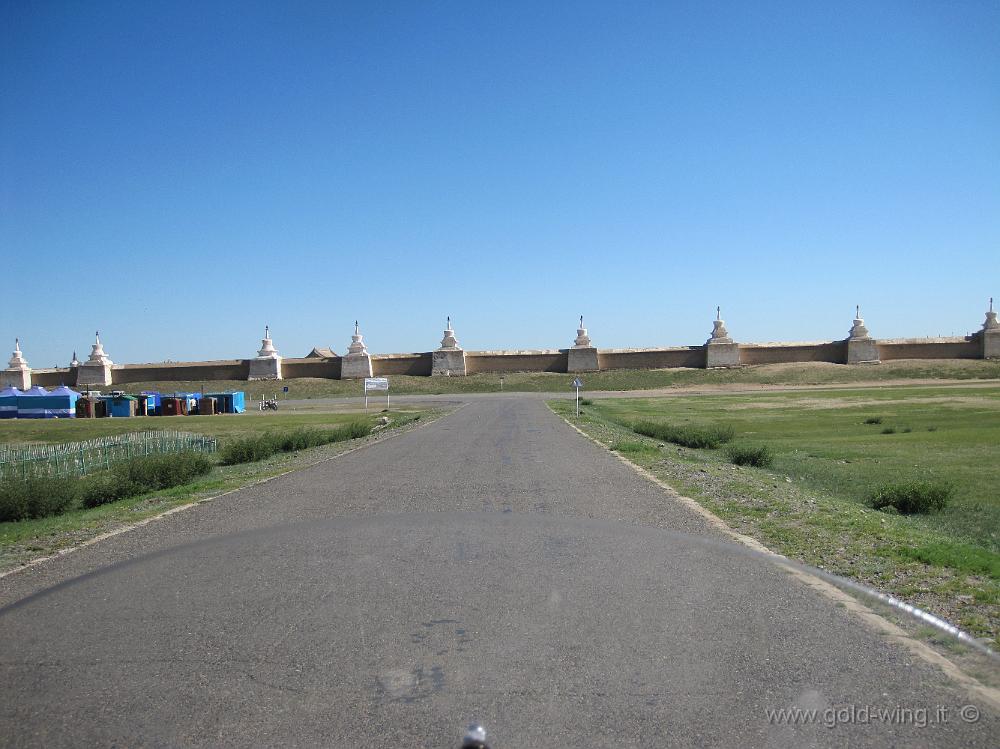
[364,377,389,391]
[572,378,583,388]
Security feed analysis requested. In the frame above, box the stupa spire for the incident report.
[573,315,592,347]
[347,321,368,356]
[984,297,999,331]
[439,316,460,350]
[256,324,279,358]
[707,307,732,343]
[8,339,28,369]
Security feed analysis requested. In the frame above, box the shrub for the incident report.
[337,420,372,440]
[219,421,372,465]
[727,444,774,468]
[0,477,78,522]
[80,452,213,508]
[863,416,883,425]
[881,427,896,435]
[79,473,141,509]
[580,398,594,406]
[902,427,912,433]
[117,452,213,490]
[632,420,734,449]
[611,440,660,456]
[870,482,952,514]
[927,426,938,432]
[219,435,278,465]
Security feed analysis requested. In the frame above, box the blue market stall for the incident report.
[0,386,20,419]
[138,392,161,416]
[16,386,50,419]
[105,393,138,418]
[207,391,246,414]
[45,386,80,418]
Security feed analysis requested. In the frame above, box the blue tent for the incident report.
[0,386,20,419]
[16,386,50,419]
[45,385,80,418]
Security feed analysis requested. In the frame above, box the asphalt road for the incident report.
[0,398,995,747]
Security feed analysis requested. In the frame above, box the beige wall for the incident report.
[739,341,847,365]
[281,357,343,379]
[876,338,980,361]
[466,351,568,374]
[30,368,76,388]
[598,347,704,370]
[17,333,993,388]
[112,360,250,384]
[372,353,433,376]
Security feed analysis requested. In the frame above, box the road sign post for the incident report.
[364,377,389,411]
[572,377,583,417]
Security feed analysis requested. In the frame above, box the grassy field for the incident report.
[0,410,406,445]
[0,408,434,571]
[550,385,1000,646]
[63,359,1000,399]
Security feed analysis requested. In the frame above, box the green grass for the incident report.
[219,421,372,465]
[47,359,1000,400]
[549,384,1000,645]
[633,420,734,448]
[0,410,405,445]
[727,444,775,468]
[610,439,661,456]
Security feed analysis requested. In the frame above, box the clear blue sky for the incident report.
[2,1,998,367]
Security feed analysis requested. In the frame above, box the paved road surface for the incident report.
[0,398,995,747]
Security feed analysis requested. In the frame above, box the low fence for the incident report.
[0,430,218,481]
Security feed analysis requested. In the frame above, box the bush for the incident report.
[580,398,594,406]
[219,421,372,465]
[117,452,213,490]
[79,473,141,509]
[611,440,660,456]
[219,435,278,465]
[870,482,952,515]
[0,452,216,520]
[80,452,213,508]
[0,477,79,522]
[632,420,734,449]
[727,444,774,468]
[881,426,896,435]
[863,416,883,425]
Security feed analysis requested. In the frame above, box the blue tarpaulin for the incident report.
[16,386,50,419]
[46,386,81,418]
[0,386,20,419]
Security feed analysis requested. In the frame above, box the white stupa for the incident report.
[2,338,32,389]
[342,321,373,379]
[705,307,740,368]
[983,297,998,331]
[249,325,283,380]
[77,331,114,386]
[846,306,880,364]
[439,316,461,350]
[8,338,28,370]
[433,316,467,376]
[568,315,598,373]
[573,315,592,348]
[87,332,113,366]
[982,297,1000,360]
